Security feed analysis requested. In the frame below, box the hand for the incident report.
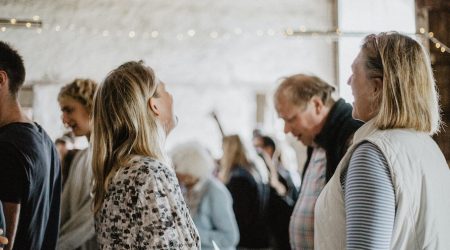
[0,229,8,249]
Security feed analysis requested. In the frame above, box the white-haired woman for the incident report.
[315,32,450,249]
[171,141,239,250]
[91,61,200,249]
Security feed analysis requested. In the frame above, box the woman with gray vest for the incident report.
[315,32,450,249]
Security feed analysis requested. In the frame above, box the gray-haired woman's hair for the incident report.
[361,32,441,134]
[170,141,215,180]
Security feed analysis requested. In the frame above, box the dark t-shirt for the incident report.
[0,122,61,250]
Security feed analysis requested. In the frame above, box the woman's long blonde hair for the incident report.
[91,61,167,213]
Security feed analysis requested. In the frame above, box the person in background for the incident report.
[274,73,362,249]
[253,134,299,202]
[55,134,80,188]
[219,135,271,250]
[315,32,450,250]
[253,134,298,250]
[91,61,199,249]
[57,79,98,250]
[171,141,240,250]
[0,41,61,250]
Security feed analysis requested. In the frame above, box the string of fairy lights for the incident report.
[0,17,448,54]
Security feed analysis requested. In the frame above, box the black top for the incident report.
[0,122,61,250]
[303,98,364,183]
[226,166,271,248]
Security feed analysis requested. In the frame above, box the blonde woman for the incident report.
[220,135,271,250]
[91,61,200,249]
[315,32,450,249]
[171,141,239,250]
[57,79,98,250]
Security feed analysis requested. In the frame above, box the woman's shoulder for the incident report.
[116,156,176,184]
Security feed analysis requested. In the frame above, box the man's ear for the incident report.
[0,70,8,90]
[148,97,160,116]
[310,96,324,114]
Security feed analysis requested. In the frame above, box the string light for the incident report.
[0,17,447,54]
[0,18,42,28]
[418,27,450,54]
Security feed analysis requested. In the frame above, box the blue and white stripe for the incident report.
[341,142,395,250]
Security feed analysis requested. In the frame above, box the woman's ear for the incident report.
[372,77,383,94]
[148,98,160,116]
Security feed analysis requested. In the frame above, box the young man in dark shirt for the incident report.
[0,41,61,250]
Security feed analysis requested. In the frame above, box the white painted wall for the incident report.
[1,0,335,157]
[338,0,416,103]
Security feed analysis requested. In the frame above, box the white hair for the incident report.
[170,141,215,180]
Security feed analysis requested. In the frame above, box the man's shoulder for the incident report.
[0,122,56,160]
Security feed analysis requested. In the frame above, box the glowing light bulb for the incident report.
[285,28,294,36]
[187,29,195,37]
[210,31,218,39]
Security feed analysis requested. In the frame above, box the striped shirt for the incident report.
[290,147,326,250]
[341,142,395,250]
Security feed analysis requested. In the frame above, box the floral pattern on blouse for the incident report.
[95,156,200,249]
